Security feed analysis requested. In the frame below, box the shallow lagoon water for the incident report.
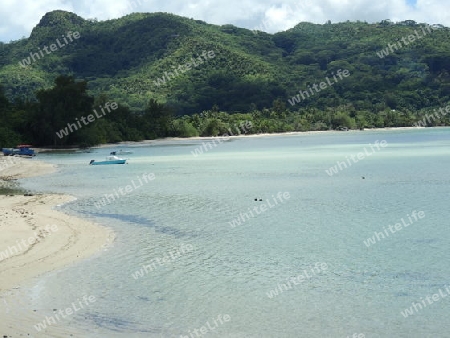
[17,128,450,337]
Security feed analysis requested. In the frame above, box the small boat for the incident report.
[110,150,133,156]
[89,156,127,165]
[76,147,93,153]
[2,145,35,157]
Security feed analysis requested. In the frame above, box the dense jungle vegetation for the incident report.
[0,11,449,146]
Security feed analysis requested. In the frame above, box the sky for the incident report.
[0,0,449,42]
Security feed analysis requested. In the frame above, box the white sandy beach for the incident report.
[0,156,112,337]
[85,126,426,149]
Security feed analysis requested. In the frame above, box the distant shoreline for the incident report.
[35,126,437,152]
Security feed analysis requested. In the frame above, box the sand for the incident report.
[85,126,426,149]
[0,156,113,337]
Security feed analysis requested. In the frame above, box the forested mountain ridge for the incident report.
[0,11,449,147]
[0,10,283,113]
[2,11,450,113]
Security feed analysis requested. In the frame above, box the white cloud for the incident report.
[0,0,449,42]
[0,0,73,41]
[72,0,132,20]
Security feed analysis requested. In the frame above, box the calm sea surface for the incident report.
[15,128,450,337]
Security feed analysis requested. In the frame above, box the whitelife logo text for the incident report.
[19,31,80,68]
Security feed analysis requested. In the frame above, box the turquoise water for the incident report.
[17,128,450,337]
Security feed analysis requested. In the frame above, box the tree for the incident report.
[30,75,94,146]
[0,86,25,147]
[143,99,173,138]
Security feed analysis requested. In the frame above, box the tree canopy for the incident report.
[0,12,449,147]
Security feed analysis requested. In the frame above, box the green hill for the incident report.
[2,11,448,114]
[1,11,285,113]
[0,11,450,146]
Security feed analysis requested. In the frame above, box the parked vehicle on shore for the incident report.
[2,145,36,157]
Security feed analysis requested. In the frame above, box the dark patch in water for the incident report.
[137,296,151,302]
[395,291,409,297]
[83,211,195,239]
[85,313,160,334]
[86,313,136,331]
[89,212,153,226]
[390,272,431,281]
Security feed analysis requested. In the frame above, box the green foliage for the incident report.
[332,112,356,129]
[0,86,28,147]
[28,75,94,146]
[0,12,449,147]
[3,11,450,115]
[0,126,21,148]
[172,119,199,138]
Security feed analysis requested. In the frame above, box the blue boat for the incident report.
[2,144,35,157]
[89,155,127,165]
